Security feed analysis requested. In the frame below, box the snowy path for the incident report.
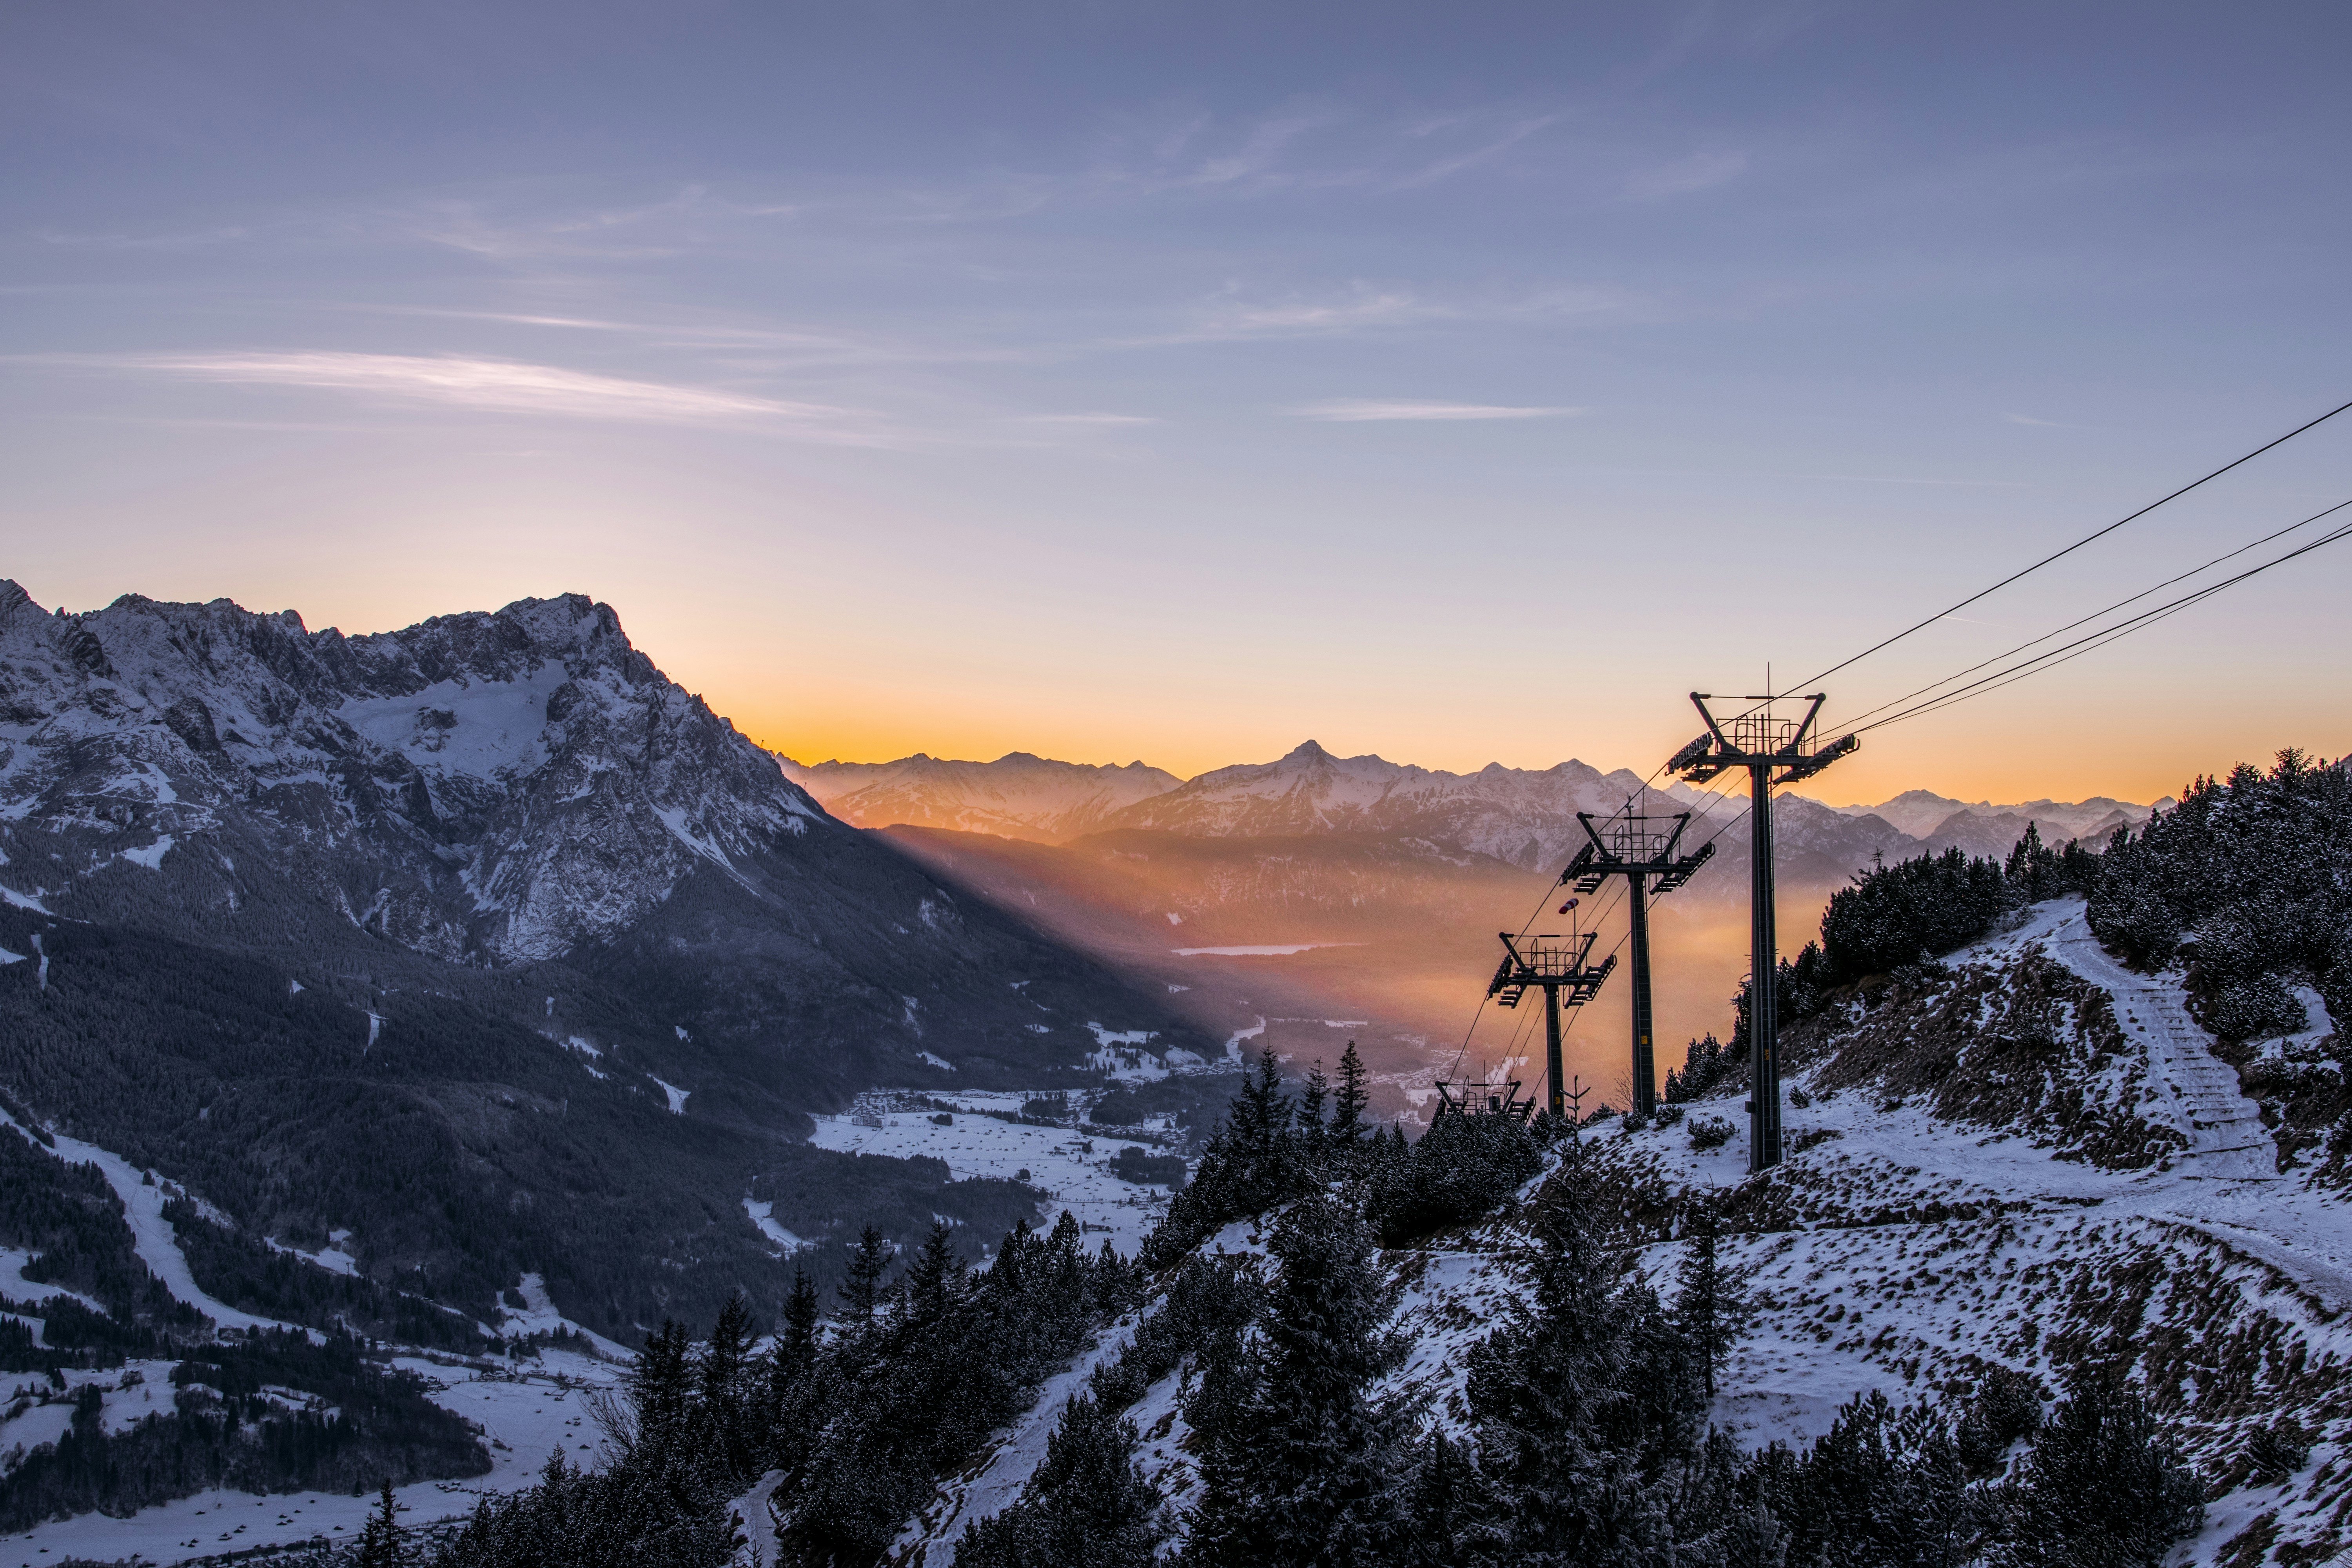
[2041,907,2275,1180]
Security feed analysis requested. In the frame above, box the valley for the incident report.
[0,580,2320,1568]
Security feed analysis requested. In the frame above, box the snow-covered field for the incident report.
[808,1093,1183,1258]
[1,1349,622,1568]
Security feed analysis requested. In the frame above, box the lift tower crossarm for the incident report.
[1670,692,1858,1172]
[1485,930,1616,1118]
[1562,811,1716,1116]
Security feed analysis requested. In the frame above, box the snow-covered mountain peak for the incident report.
[0,582,825,961]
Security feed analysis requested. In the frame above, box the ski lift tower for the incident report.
[1561,812,1715,1118]
[1486,931,1617,1119]
[1668,693,1857,1172]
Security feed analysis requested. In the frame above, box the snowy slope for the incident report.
[892,898,2352,1566]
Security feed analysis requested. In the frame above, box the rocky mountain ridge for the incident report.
[780,752,1180,843]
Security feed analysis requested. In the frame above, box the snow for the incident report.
[0,1247,106,1315]
[808,1097,1180,1256]
[919,1051,957,1071]
[742,1198,808,1255]
[264,1232,359,1279]
[729,1469,787,1568]
[117,833,174,869]
[1172,942,1365,957]
[2,1349,624,1568]
[0,1108,318,1341]
[655,804,735,868]
[652,1076,691,1114]
[365,1011,383,1050]
[561,1035,610,1080]
[0,885,48,913]
[336,660,565,781]
[897,1317,1141,1565]
[0,947,20,966]
[892,898,2352,1564]
[495,1273,635,1361]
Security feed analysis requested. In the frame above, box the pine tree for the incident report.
[953,1394,1165,1568]
[1994,1372,2203,1567]
[356,1479,406,1568]
[1464,1169,1699,1562]
[1401,1430,1484,1567]
[840,1223,891,1324]
[1186,1194,1408,1568]
[697,1293,758,1483]
[1713,1492,1789,1568]
[1301,1058,1330,1135]
[1674,1205,1740,1401]
[905,1219,963,1320]
[1331,1041,1371,1150]
[781,1266,821,1357]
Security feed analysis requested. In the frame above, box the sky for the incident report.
[4,1,2350,806]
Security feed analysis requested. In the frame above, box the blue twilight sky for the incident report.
[4,2,2349,802]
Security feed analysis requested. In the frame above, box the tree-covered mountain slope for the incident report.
[884,894,2350,1566]
[0,582,1207,1343]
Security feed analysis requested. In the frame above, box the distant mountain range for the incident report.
[781,752,1181,841]
[781,738,2154,880]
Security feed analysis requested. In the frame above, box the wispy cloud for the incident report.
[1019,412,1160,426]
[2002,412,2062,426]
[44,351,852,425]
[1288,399,1581,422]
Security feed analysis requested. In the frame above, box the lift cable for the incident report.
[1828,495,2352,734]
[1791,397,2352,692]
[1836,504,2352,738]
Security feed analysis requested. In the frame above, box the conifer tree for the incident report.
[840,1223,891,1324]
[1464,1169,1698,1561]
[697,1293,758,1483]
[1994,1372,2203,1567]
[953,1394,1165,1568]
[905,1219,963,1321]
[1331,1041,1371,1150]
[1301,1057,1330,1135]
[1186,1194,1408,1567]
[1401,1430,1483,1567]
[1675,1205,1740,1401]
[356,1479,407,1568]
[1713,1492,1789,1568]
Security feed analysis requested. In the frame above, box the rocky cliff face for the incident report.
[0,583,828,962]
